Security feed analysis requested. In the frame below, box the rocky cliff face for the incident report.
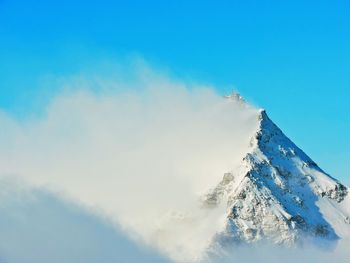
[202,107,350,248]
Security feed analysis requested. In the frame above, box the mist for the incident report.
[207,240,350,263]
[0,67,259,262]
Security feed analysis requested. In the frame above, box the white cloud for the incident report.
[0,179,169,263]
[0,65,259,262]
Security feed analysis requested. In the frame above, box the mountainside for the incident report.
[202,103,350,249]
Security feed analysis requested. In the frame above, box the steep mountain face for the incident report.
[203,107,350,248]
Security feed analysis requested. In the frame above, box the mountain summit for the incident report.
[203,106,350,248]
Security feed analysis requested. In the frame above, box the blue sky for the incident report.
[0,0,349,183]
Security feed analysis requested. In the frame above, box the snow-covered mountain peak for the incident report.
[203,109,350,250]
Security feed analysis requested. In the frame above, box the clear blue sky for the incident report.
[0,0,349,183]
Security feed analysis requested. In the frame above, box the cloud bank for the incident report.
[1,65,348,263]
[0,179,169,263]
[0,67,259,262]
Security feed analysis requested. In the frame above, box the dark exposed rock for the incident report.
[314,225,330,237]
[320,183,348,203]
[289,215,307,230]
[344,216,350,224]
